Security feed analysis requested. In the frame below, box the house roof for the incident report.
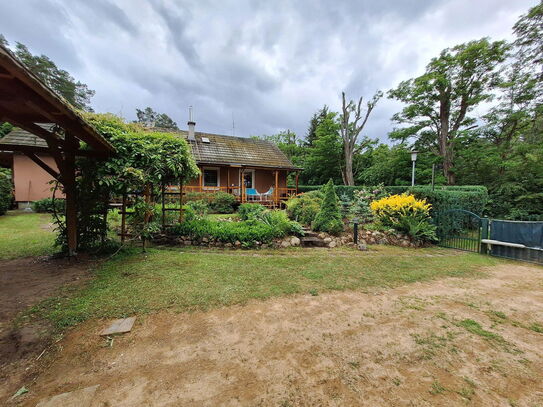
[164,129,301,170]
[2,127,302,170]
[1,125,51,149]
[0,44,114,154]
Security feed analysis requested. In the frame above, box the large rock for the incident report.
[281,240,290,248]
[323,237,332,244]
[328,241,337,248]
[290,237,301,246]
[358,243,368,251]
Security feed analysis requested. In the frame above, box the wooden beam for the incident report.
[179,178,184,223]
[295,171,299,195]
[274,170,279,205]
[63,134,77,256]
[23,152,60,180]
[0,143,109,158]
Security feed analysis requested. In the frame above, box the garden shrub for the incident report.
[0,169,13,215]
[172,219,275,247]
[208,191,237,213]
[238,203,266,221]
[258,209,305,236]
[349,184,386,222]
[285,190,323,226]
[173,206,303,247]
[370,193,437,242]
[185,191,237,214]
[186,200,209,218]
[312,180,344,235]
[298,184,488,217]
[31,197,65,214]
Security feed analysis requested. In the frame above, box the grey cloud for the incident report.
[1,0,537,142]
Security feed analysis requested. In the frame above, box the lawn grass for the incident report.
[28,245,503,328]
[0,210,56,259]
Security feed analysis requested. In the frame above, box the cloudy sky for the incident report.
[0,0,537,141]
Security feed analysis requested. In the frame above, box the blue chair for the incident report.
[245,188,260,201]
[260,187,274,201]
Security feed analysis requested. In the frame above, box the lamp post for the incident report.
[410,150,418,186]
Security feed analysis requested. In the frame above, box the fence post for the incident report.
[480,218,489,254]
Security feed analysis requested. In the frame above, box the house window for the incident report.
[203,168,219,187]
[243,170,255,188]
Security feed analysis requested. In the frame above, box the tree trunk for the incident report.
[344,142,355,186]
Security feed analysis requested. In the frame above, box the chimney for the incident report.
[187,106,195,140]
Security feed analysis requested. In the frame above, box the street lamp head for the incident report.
[411,150,419,162]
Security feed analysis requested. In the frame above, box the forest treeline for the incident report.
[1,3,541,220]
[259,2,543,220]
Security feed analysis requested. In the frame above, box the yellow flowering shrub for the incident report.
[370,193,431,220]
[370,194,437,242]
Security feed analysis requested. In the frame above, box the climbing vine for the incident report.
[55,113,199,253]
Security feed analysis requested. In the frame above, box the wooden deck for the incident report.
[175,185,298,208]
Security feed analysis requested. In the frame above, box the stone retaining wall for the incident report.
[153,228,422,249]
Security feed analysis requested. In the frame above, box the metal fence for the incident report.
[487,220,543,264]
[436,210,543,265]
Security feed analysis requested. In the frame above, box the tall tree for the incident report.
[388,38,508,184]
[304,112,343,185]
[512,1,543,141]
[305,106,329,147]
[340,91,382,185]
[2,37,95,111]
[135,107,179,130]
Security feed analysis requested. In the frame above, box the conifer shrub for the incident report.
[312,179,344,235]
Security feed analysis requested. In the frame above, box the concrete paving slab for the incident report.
[100,316,136,336]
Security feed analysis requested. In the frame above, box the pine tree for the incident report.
[312,179,344,235]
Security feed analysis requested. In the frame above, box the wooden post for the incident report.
[64,135,77,256]
[178,178,184,223]
[161,182,166,231]
[274,170,279,207]
[241,168,245,203]
[198,168,203,192]
[295,171,299,195]
[142,183,151,251]
[121,192,127,243]
[227,168,230,194]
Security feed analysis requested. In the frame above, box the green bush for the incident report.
[349,184,386,222]
[285,190,323,226]
[172,207,303,247]
[298,184,488,217]
[31,197,65,214]
[312,180,344,235]
[185,191,237,214]
[209,191,236,213]
[370,194,437,242]
[186,200,208,218]
[184,191,213,204]
[0,169,13,215]
[238,203,266,220]
[258,209,305,236]
[172,219,274,247]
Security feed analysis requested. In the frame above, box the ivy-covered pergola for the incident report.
[0,44,115,255]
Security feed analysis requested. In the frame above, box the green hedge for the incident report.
[0,169,13,215]
[32,198,66,214]
[297,185,488,216]
[172,209,303,247]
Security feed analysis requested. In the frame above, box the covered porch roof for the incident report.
[0,43,114,255]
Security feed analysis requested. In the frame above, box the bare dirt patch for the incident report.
[6,262,543,406]
[0,256,96,401]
